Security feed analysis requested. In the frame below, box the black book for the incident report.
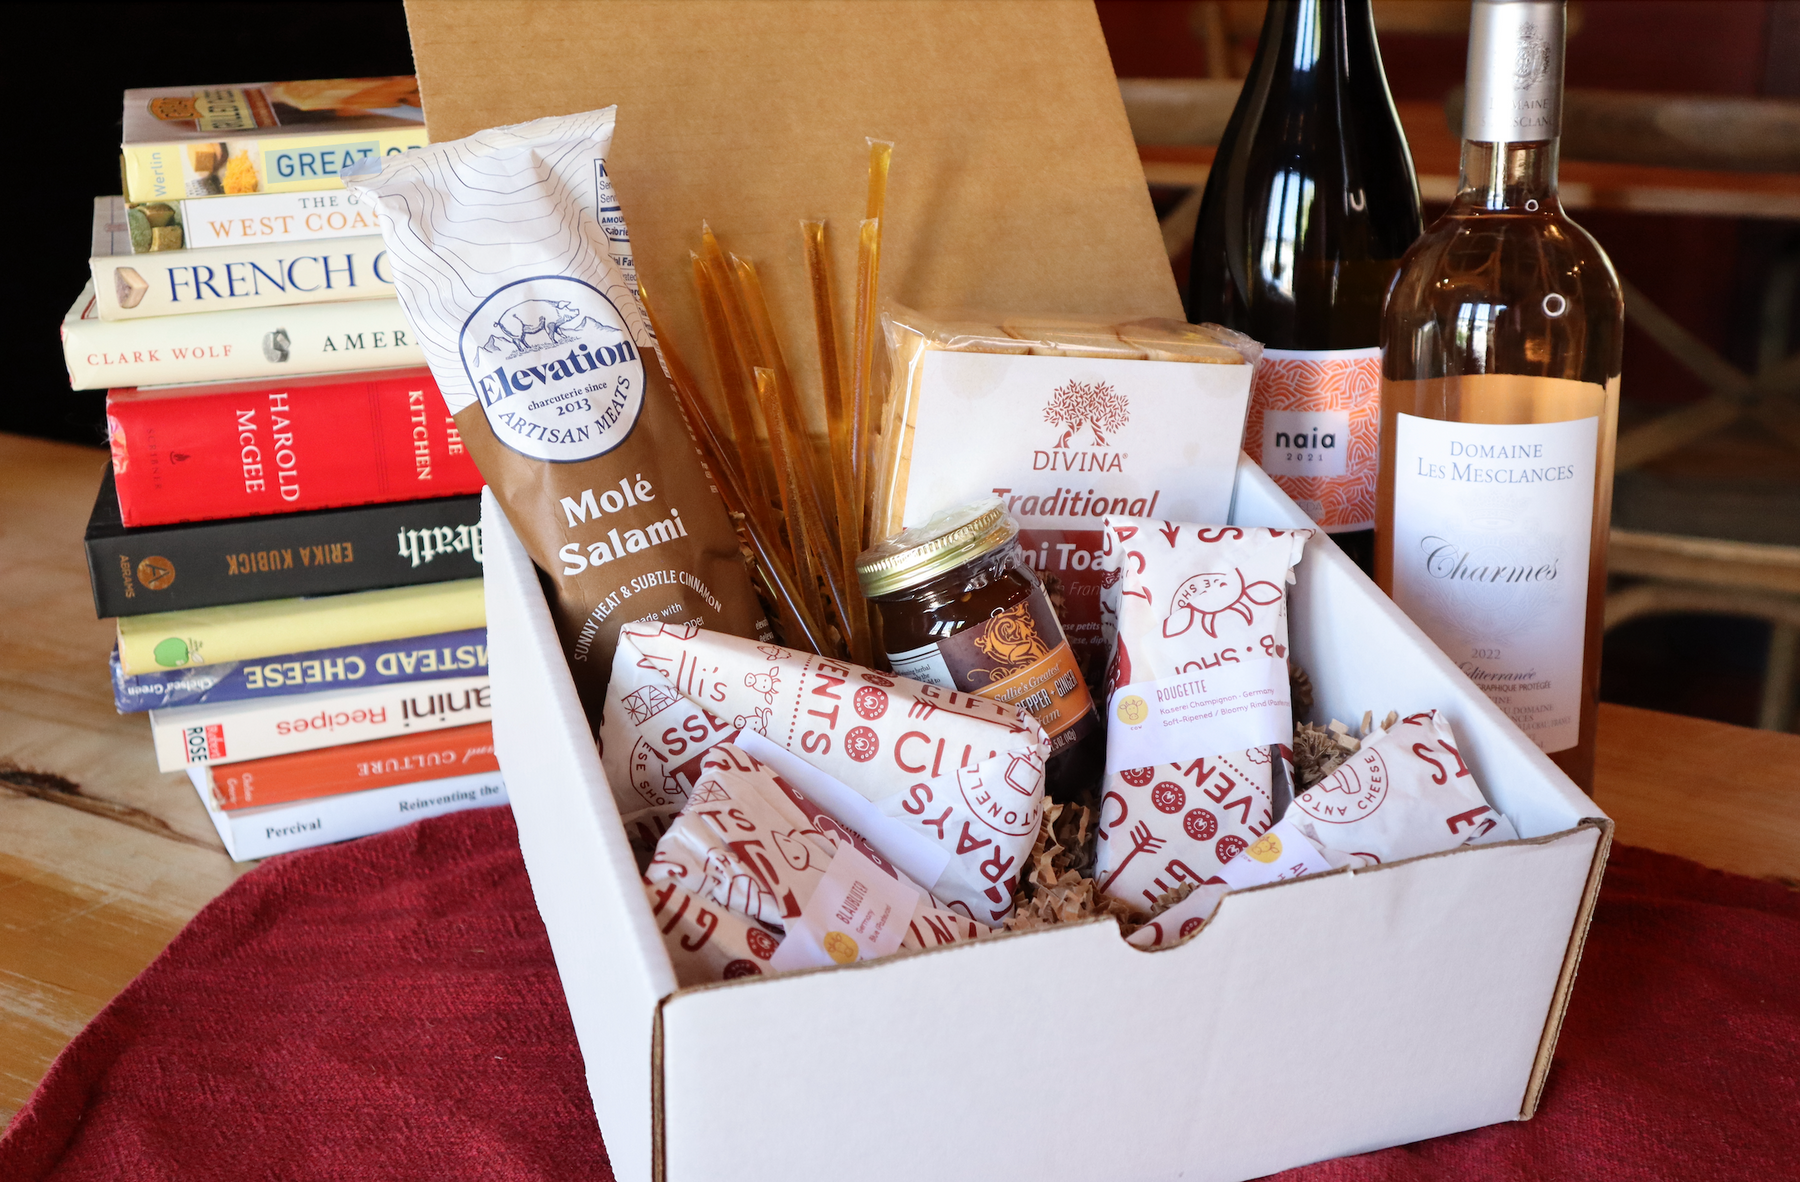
[84,464,483,618]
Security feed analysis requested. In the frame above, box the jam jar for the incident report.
[856,498,1103,805]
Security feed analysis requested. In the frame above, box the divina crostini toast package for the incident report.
[346,109,767,718]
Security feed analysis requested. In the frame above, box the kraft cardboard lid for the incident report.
[401,0,1180,432]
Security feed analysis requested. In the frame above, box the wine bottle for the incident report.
[1188,0,1422,575]
[1376,0,1622,790]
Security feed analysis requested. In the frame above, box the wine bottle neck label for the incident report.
[1389,409,1598,756]
[1245,347,1381,532]
[1463,0,1565,144]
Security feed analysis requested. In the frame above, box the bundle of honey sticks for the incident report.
[638,140,893,665]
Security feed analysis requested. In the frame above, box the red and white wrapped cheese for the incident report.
[1092,522,1311,909]
[642,742,988,984]
[1283,710,1518,864]
[1126,816,1358,949]
[602,622,1048,922]
[1128,710,1517,950]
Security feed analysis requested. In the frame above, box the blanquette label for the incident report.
[1215,817,1334,890]
[1245,347,1382,531]
[1103,655,1290,773]
[767,840,921,971]
[1391,413,1598,754]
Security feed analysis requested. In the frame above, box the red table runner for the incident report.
[4,807,1796,1180]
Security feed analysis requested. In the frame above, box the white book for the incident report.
[61,282,423,389]
[92,197,392,320]
[188,766,508,861]
[151,190,384,251]
[150,675,490,772]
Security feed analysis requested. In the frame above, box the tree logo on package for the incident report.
[458,275,645,464]
[1043,379,1128,448]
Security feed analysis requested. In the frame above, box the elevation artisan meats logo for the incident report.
[458,275,645,463]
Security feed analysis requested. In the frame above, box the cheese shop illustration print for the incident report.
[346,107,765,719]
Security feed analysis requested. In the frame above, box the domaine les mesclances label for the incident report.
[1390,413,1598,754]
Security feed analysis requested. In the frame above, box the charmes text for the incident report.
[1414,439,1577,485]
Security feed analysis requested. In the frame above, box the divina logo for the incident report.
[1036,378,1130,473]
[457,275,644,463]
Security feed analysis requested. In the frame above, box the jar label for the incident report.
[1390,412,1598,755]
[886,590,1097,749]
[1245,347,1381,532]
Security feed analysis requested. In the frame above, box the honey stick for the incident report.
[800,221,850,472]
[691,252,771,516]
[758,365,869,665]
[752,366,830,638]
[864,138,893,223]
[732,255,843,573]
[802,219,865,637]
[698,225,779,504]
[641,283,824,652]
[849,216,882,554]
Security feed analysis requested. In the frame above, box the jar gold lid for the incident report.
[855,497,1019,598]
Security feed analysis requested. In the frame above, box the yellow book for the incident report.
[121,78,429,203]
[116,579,486,676]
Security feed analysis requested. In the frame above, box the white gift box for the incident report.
[482,457,1611,1182]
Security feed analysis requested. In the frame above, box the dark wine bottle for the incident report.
[1187,0,1422,574]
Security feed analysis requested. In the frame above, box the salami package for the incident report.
[1092,522,1311,910]
[346,109,765,719]
[642,743,988,985]
[600,621,1049,922]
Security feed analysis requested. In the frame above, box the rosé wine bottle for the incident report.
[1376,0,1623,790]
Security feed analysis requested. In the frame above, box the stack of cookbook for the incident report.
[71,77,508,860]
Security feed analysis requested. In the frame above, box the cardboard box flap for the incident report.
[402,0,1180,429]
[654,825,1604,1182]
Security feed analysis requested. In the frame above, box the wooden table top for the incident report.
[2,430,1796,1131]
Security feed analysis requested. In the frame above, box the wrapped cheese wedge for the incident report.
[1284,710,1519,863]
[1127,711,1517,950]
[643,742,988,984]
[644,877,782,985]
[1093,522,1311,910]
[1126,816,1360,949]
[601,621,1049,922]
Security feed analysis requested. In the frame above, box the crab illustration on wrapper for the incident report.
[600,622,1050,922]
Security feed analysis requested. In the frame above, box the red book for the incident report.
[106,367,485,527]
[206,722,497,810]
